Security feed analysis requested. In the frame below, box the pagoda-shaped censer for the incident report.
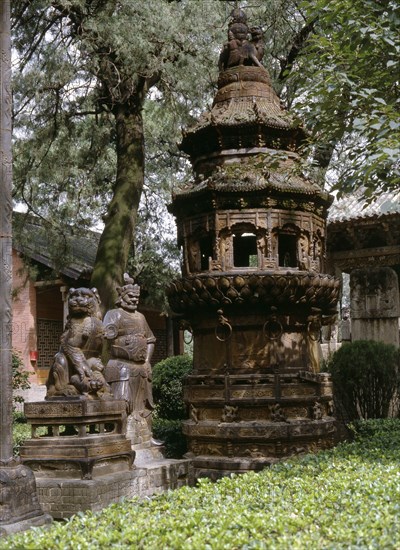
[167,9,340,479]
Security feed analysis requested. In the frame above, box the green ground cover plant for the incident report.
[4,419,400,549]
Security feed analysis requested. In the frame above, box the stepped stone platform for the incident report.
[20,398,194,519]
[35,457,193,519]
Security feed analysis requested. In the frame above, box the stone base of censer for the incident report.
[183,370,335,479]
[169,273,339,479]
[20,398,134,480]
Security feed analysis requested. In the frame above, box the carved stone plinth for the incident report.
[0,461,52,536]
[34,458,193,519]
[20,399,134,480]
[183,370,335,479]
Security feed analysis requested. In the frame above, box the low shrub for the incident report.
[152,355,192,458]
[152,418,187,459]
[12,351,30,411]
[152,355,193,420]
[12,413,46,456]
[12,416,31,456]
[327,340,400,420]
[4,419,400,549]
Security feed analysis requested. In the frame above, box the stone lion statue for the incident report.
[46,287,112,400]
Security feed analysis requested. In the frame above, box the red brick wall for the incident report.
[12,251,37,381]
[36,286,64,383]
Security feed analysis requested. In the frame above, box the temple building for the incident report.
[327,189,400,348]
[167,8,340,478]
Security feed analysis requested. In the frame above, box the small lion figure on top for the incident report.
[46,287,112,400]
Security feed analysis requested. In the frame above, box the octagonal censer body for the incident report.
[168,8,340,479]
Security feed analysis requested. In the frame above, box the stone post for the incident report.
[350,267,400,347]
[0,1,51,535]
[0,0,14,467]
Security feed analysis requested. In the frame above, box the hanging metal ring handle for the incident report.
[180,320,193,344]
[183,327,193,344]
[215,309,232,342]
[263,319,283,341]
[215,321,232,342]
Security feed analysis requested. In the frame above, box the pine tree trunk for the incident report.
[91,105,144,312]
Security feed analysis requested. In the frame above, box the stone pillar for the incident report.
[0,0,13,466]
[350,267,400,347]
[0,1,51,535]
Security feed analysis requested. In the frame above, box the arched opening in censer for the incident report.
[278,233,297,268]
[233,232,257,267]
[199,235,214,270]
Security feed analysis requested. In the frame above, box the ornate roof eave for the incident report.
[169,182,333,219]
[172,178,331,200]
[180,65,307,160]
[180,123,306,161]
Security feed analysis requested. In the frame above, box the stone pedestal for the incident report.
[34,458,193,519]
[351,267,400,347]
[0,462,52,536]
[127,411,152,448]
[183,368,335,479]
[20,398,134,480]
[17,399,194,520]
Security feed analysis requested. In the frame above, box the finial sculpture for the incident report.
[218,8,265,71]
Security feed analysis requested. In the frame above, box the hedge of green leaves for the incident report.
[4,419,400,549]
[152,355,193,420]
[327,340,400,420]
[152,354,193,458]
[12,414,30,456]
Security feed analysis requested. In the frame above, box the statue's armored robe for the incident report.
[103,308,156,414]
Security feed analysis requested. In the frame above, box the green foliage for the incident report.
[349,417,400,443]
[327,340,400,420]
[12,414,30,457]
[152,418,188,459]
[11,0,311,305]
[152,355,193,420]
[294,0,400,196]
[152,355,192,458]
[12,413,47,456]
[5,418,400,549]
[12,352,30,410]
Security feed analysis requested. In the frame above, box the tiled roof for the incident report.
[12,212,99,280]
[328,189,400,223]
[187,97,295,134]
[175,170,326,199]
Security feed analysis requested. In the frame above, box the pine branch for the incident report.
[278,18,317,82]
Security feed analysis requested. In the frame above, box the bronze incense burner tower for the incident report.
[168,9,340,479]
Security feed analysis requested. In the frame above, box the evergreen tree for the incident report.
[292,0,400,197]
[11,0,306,309]
[12,1,397,309]
[12,0,224,309]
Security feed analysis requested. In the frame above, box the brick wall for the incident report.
[12,250,37,381]
[36,285,64,383]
